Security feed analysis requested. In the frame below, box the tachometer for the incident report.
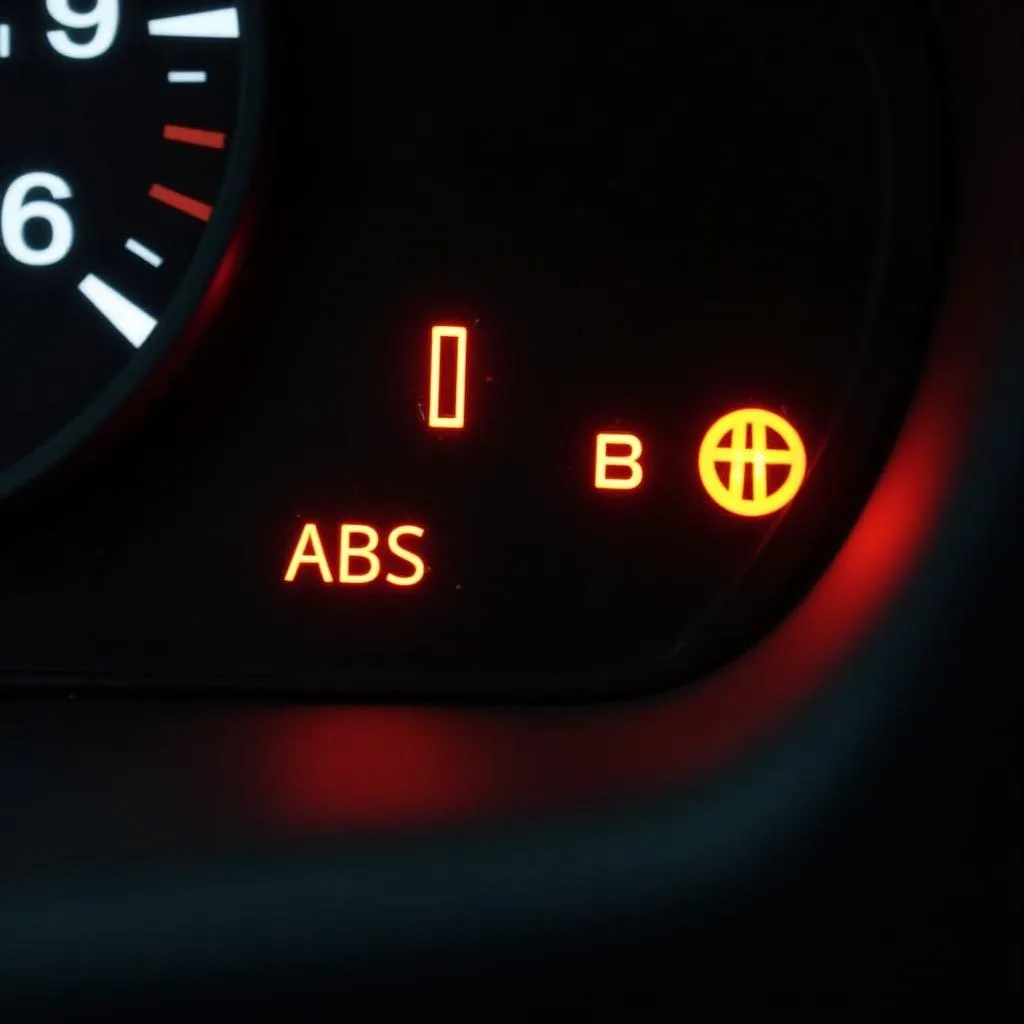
[0,2,262,496]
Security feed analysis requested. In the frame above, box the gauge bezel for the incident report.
[0,2,266,499]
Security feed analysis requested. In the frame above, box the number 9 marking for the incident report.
[46,0,120,60]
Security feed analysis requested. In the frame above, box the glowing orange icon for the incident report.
[698,408,807,517]
[594,432,644,490]
[428,325,468,429]
[284,523,427,587]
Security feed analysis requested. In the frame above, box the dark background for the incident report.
[0,0,946,696]
[0,0,1017,1016]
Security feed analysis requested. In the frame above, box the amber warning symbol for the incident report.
[698,408,807,517]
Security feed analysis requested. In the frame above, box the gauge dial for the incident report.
[0,2,261,496]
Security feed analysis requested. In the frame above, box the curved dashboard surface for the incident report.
[0,0,1019,1013]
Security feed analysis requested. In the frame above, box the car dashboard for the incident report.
[0,0,1019,1016]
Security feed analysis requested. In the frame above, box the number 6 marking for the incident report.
[1,172,75,267]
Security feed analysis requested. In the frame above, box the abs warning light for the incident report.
[284,523,427,587]
[698,408,807,517]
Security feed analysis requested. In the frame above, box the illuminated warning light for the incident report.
[284,523,427,586]
[428,325,468,429]
[698,408,807,517]
[595,432,644,490]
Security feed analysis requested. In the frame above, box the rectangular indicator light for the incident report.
[428,325,468,429]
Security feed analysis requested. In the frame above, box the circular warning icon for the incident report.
[698,408,807,517]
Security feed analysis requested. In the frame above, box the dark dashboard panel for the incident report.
[0,0,1018,1015]
[0,2,947,696]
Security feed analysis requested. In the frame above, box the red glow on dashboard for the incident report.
[241,276,999,833]
[260,711,499,828]
[238,28,1017,833]
[250,342,988,832]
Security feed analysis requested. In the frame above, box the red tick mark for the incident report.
[163,124,227,149]
[149,183,213,222]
